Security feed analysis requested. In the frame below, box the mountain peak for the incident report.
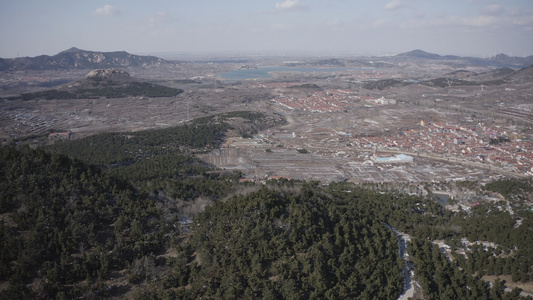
[396,49,441,59]
[492,53,509,59]
[60,47,84,54]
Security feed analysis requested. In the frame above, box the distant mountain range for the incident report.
[1,48,532,71]
[287,49,533,69]
[0,47,176,71]
[394,49,533,68]
[362,64,533,90]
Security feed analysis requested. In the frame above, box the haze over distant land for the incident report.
[2,48,532,71]
[1,1,532,58]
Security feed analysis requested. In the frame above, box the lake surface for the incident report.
[219,66,367,81]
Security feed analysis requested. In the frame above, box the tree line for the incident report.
[7,81,183,101]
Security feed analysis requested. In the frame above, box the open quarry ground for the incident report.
[200,147,501,184]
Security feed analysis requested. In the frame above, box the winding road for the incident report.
[386,224,417,300]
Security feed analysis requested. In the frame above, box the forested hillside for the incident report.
[46,111,274,199]
[0,147,407,299]
[0,146,167,298]
[6,81,183,101]
[1,111,532,299]
[185,184,404,299]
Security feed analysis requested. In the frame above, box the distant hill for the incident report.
[310,58,345,67]
[6,68,183,100]
[472,67,516,80]
[445,68,517,81]
[396,49,443,59]
[505,64,533,83]
[362,79,410,90]
[393,49,533,68]
[487,53,533,67]
[0,47,176,71]
[485,67,516,77]
[444,70,478,79]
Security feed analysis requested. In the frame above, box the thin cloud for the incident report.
[385,0,404,10]
[272,23,295,31]
[506,8,521,17]
[275,0,308,11]
[93,5,120,17]
[400,14,502,29]
[510,14,533,27]
[149,12,174,25]
[373,19,390,28]
[460,15,500,27]
[326,19,344,26]
[483,4,503,16]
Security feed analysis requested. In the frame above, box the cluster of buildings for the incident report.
[272,89,360,113]
[351,122,533,176]
[268,85,398,112]
[249,82,311,89]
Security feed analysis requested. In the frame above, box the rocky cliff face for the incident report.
[0,47,174,71]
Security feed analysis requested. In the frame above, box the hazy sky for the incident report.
[1,0,532,58]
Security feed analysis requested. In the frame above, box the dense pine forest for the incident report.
[1,111,532,299]
[6,82,184,101]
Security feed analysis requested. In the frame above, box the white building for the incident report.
[377,97,396,105]
[371,153,414,163]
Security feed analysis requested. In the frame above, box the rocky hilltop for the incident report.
[4,68,183,101]
[85,68,131,80]
[0,47,175,71]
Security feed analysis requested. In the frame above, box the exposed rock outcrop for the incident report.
[86,68,130,80]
